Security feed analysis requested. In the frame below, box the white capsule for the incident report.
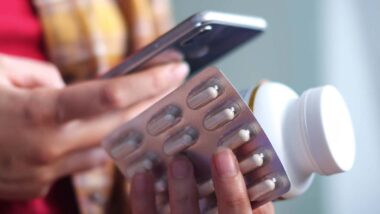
[198,179,214,197]
[204,106,236,130]
[155,179,168,193]
[239,153,264,174]
[248,178,276,202]
[163,127,198,156]
[188,85,219,109]
[110,137,140,159]
[163,133,196,156]
[148,106,181,135]
[220,129,250,149]
[126,158,154,178]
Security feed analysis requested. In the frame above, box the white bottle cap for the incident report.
[300,85,355,175]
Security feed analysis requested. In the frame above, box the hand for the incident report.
[0,54,189,200]
[130,147,275,214]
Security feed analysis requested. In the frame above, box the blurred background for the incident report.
[172,0,379,213]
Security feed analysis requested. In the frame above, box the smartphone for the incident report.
[102,11,267,79]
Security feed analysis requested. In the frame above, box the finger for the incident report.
[211,147,251,214]
[58,93,166,155]
[0,148,108,200]
[130,172,158,214]
[0,54,65,89]
[22,96,160,167]
[167,156,200,214]
[50,147,109,179]
[54,62,188,123]
[139,50,184,70]
[0,74,12,87]
[253,203,275,214]
[0,180,51,200]
[0,147,108,185]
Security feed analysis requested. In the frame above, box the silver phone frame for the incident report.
[102,11,267,79]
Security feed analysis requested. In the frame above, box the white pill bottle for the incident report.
[240,82,356,198]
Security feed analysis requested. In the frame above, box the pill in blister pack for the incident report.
[163,126,198,155]
[102,67,290,211]
[188,84,220,109]
[248,178,277,201]
[147,105,182,135]
[240,153,265,173]
[220,128,251,148]
[109,131,142,159]
[204,104,239,130]
[125,154,156,178]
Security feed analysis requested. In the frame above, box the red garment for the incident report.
[0,0,46,60]
[0,1,79,213]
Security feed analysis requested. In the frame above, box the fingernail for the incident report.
[213,147,238,177]
[170,156,191,179]
[171,62,189,81]
[133,172,147,192]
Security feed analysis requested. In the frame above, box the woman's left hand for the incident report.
[130,147,275,214]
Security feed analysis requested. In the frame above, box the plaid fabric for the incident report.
[33,0,173,82]
[32,1,173,213]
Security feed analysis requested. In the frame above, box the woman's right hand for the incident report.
[0,54,188,200]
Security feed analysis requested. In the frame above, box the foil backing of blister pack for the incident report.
[102,67,290,211]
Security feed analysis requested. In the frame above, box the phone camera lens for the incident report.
[181,25,213,47]
[198,25,213,36]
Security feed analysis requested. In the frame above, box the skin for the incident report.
[0,54,189,200]
[0,55,275,213]
[130,147,275,214]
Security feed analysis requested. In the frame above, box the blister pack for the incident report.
[102,67,290,212]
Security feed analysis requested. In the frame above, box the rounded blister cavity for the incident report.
[187,78,223,109]
[125,154,157,178]
[109,131,142,160]
[163,126,199,156]
[248,177,277,202]
[204,103,240,130]
[219,128,250,149]
[218,122,261,150]
[249,122,262,136]
[147,105,182,136]
[239,152,265,174]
